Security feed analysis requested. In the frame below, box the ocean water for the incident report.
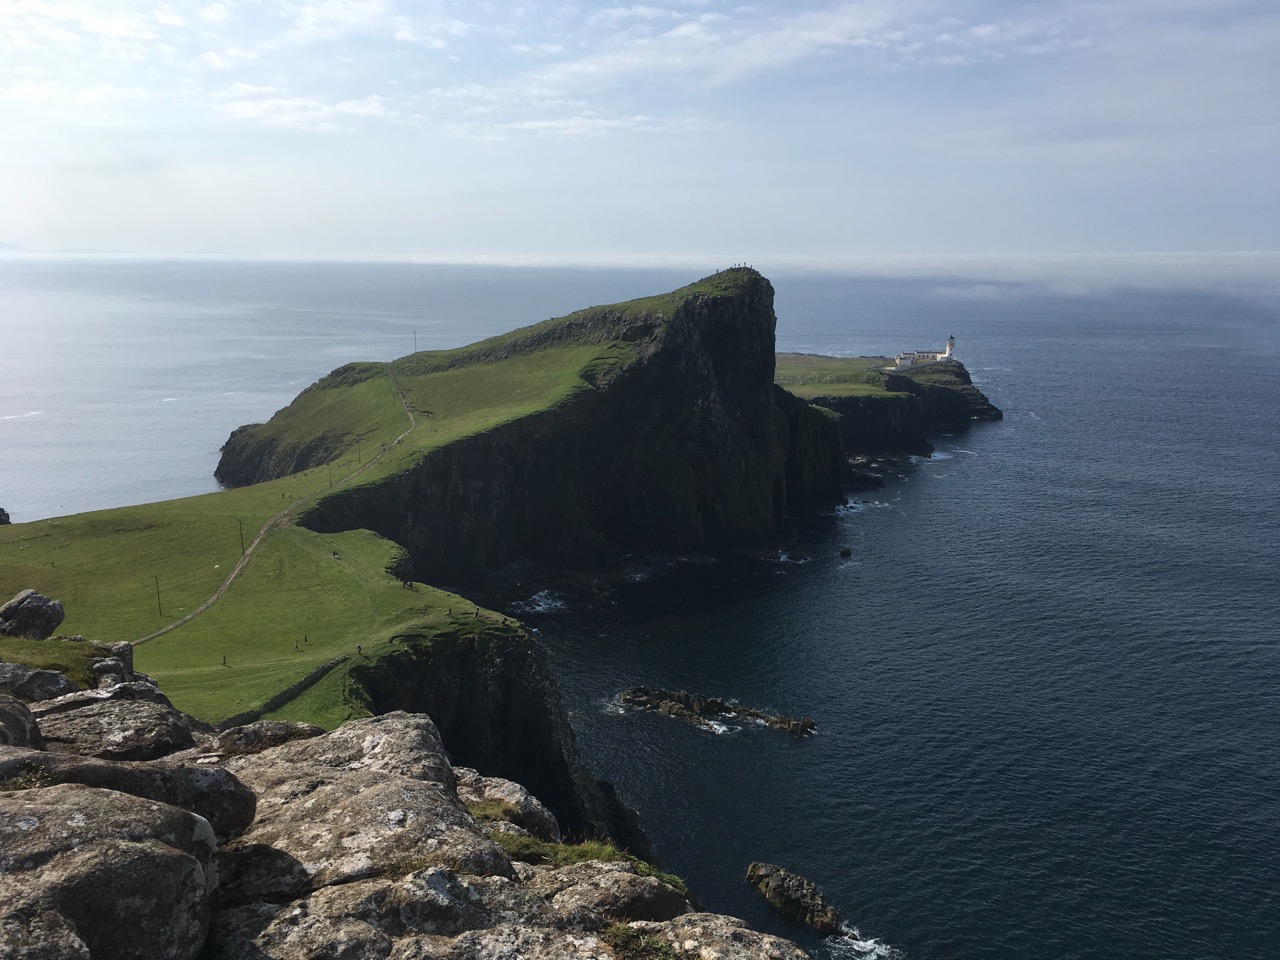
[2,258,1277,959]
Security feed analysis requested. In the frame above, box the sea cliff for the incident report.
[218,270,844,585]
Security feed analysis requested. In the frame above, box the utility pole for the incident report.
[414,329,417,353]
[154,576,162,616]
[238,518,245,554]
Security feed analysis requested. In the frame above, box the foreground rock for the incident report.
[0,589,65,639]
[0,660,79,702]
[0,694,44,748]
[0,783,220,960]
[0,745,255,841]
[218,712,514,903]
[746,862,842,936]
[0,659,813,959]
[621,687,816,736]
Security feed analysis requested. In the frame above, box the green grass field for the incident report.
[0,273,757,726]
[773,352,906,397]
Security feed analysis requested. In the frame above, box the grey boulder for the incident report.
[0,783,219,960]
[0,662,79,703]
[0,745,256,842]
[0,695,44,749]
[0,589,65,640]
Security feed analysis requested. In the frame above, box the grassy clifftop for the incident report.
[1,268,838,728]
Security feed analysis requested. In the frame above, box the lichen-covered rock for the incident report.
[0,661,79,703]
[218,713,512,904]
[631,912,812,959]
[455,767,561,843]
[524,860,690,929]
[213,719,326,756]
[437,925,610,959]
[36,697,198,760]
[0,695,44,749]
[0,783,219,960]
[745,862,842,936]
[0,590,65,640]
[207,867,558,959]
[0,745,256,842]
[28,679,177,718]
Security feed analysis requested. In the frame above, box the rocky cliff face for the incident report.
[349,627,650,856]
[219,271,843,585]
[0,662,811,960]
[806,360,1003,456]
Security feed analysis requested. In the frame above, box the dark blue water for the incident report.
[531,285,1280,960]
[2,260,1277,958]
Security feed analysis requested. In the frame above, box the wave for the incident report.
[1,410,43,420]
[509,589,569,614]
[828,924,901,959]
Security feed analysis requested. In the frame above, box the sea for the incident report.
[2,256,1278,960]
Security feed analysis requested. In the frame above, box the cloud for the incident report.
[213,92,399,130]
[286,0,389,44]
[74,82,154,105]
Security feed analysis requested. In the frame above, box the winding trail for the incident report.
[134,364,417,645]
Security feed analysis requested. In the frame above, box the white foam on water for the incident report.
[930,451,953,461]
[828,924,900,959]
[2,410,43,420]
[511,589,569,614]
[704,719,739,735]
[776,551,812,564]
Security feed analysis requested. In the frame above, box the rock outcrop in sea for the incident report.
[746,862,843,936]
[0,659,812,960]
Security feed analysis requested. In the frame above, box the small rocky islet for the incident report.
[0,270,1000,958]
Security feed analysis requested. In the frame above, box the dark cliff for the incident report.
[794,360,1002,456]
[220,270,844,585]
[348,627,648,854]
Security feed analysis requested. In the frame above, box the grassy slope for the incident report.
[0,272,749,725]
[775,352,922,397]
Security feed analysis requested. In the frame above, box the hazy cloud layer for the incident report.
[1,0,1276,259]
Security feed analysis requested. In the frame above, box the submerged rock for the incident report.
[745,862,842,936]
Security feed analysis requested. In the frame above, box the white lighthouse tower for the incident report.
[944,334,955,358]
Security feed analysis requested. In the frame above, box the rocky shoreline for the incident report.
[1,622,813,959]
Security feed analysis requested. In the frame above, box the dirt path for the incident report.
[134,366,417,645]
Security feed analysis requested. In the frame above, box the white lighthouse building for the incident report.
[894,335,955,369]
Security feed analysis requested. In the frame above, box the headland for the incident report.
[0,268,1000,958]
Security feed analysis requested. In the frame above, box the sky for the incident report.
[1,0,1278,264]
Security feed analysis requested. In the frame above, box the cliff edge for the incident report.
[218,269,843,584]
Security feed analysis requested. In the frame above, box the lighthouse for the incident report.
[944,334,955,358]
